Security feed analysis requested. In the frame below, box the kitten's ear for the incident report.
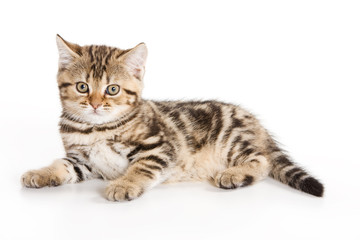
[120,43,148,80]
[56,34,82,69]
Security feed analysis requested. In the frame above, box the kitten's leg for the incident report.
[214,153,270,189]
[106,155,169,201]
[21,158,96,188]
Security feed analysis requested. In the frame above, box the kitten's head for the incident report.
[56,35,147,125]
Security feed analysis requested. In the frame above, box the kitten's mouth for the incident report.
[91,110,101,115]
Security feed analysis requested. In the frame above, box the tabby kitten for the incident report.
[21,35,324,201]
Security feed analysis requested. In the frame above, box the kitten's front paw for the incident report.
[105,179,144,201]
[21,170,61,188]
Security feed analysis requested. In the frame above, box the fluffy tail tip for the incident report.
[300,177,324,197]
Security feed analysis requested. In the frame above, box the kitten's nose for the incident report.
[90,103,102,110]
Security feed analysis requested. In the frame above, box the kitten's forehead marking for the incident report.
[86,45,119,82]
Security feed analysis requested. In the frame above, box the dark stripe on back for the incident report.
[240,148,255,158]
[240,141,250,151]
[227,135,242,163]
[168,110,197,151]
[146,119,161,137]
[187,108,212,132]
[232,118,245,129]
[169,111,187,131]
[154,102,172,113]
[222,127,233,144]
[222,108,245,144]
[208,104,223,142]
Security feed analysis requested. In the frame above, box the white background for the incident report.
[0,0,359,239]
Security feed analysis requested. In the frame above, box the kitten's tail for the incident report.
[267,142,324,197]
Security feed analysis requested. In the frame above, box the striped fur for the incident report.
[21,35,324,201]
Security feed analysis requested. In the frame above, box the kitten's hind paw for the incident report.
[214,169,254,189]
[21,170,62,188]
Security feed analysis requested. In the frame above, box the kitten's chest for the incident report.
[86,141,131,180]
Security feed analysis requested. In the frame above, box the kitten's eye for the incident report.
[106,84,120,96]
[76,82,89,93]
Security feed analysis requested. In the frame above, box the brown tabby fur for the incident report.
[21,35,324,201]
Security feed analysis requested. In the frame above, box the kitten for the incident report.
[21,35,324,201]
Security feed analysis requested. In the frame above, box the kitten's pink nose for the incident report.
[90,103,102,110]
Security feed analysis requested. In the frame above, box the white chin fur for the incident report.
[83,107,122,124]
[84,106,130,125]
[63,102,131,125]
[85,112,116,124]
